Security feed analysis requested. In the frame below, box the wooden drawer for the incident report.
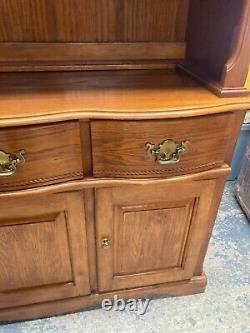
[0,121,83,191]
[91,113,234,178]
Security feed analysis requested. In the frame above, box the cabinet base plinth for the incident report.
[0,274,207,322]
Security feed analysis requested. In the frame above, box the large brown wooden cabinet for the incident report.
[0,0,249,322]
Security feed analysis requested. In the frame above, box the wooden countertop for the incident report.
[0,69,250,127]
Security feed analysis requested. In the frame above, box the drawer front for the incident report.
[0,121,83,191]
[91,113,234,178]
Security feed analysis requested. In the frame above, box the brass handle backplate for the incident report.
[0,150,26,177]
[146,139,189,165]
[101,238,111,249]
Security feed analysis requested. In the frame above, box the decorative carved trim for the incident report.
[0,171,83,189]
[0,165,231,199]
[94,162,222,177]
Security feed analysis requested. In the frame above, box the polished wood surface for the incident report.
[113,204,193,274]
[179,0,250,96]
[96,179,216,292]
[225,110,246,164]
[0,70,249,127]
[0,0,248,96]
[0,165,231,199]
[0,121,83,191]
[0,191,91,309]
[221,0,250,90]
[0,0,189,42]
[0,60,176,73]
[84,188,98,292]
[91,113,235,177]
[193,172,229,276]
[0,76,243,318]
[0,42,186,63]
[0,0,189,70]
[186,0,245,81]
[0,165,231,320]
[0,0,249,320]
[80,121,93,177]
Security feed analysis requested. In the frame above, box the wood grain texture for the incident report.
[193,173,228,276]
[96,178,216,292]
[221,0,250,89]
[0,42,186,62]
[0,0,248,95]
[178,61,250,97]
[0,0,189,70]
[0,215,73,291]
[0,166,230,320]
[91,113,235,178]
[0,0,189,42]
[0,0,249,319]
[113,201,194,275]
[0,70,249,127]
[0,61,176,73]
[80,121,93,177]
[0,191,91,309]
[224,110,246,164]
[0,165,231,199]
[179,0,250,96]
[186,0,245,81]
[0,121,83,191]
[84,188,98,292]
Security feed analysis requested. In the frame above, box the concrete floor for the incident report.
[1,182,249,333]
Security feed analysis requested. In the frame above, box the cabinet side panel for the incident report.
[181,0,250,95]
[186,0,245,81]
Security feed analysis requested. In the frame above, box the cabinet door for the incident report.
[96,179,216,292]
[0,191,90,309]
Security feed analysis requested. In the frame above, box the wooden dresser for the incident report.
[0,0,249,321]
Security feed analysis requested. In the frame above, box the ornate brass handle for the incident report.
[0,150,25,177]
[146,139,189,165]
[101,238,111,249]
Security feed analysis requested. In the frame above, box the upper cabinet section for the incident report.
[0,0,189,69]
[0,0,189,42]
[0,0,249,97]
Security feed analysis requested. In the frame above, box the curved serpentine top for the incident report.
[0,69,249,127]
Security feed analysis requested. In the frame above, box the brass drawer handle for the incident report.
[0,150,25,177]
[101,238,111,249]
[146,139,188,165]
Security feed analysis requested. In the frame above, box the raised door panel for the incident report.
[96,179,216,292]
[0,191,90,309]
[113,202,193,276]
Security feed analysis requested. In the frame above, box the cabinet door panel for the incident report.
[113,201,194,275]
[0,192,90,309]
[96,179,216,292]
